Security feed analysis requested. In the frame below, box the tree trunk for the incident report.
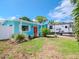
[43,33,46,37]
[75,34,79,42]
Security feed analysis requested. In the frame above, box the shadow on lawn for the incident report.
[46,35,58,38]
[0,39,9,41]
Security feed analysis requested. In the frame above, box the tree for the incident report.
[71,0,79,41]
[35,16,47,23]
[71,0,77,4]
[42,28,50,37]
[49,20,61,24]
[49,20,54,24]
[20,16,31,21]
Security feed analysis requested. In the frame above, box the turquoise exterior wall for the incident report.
[14,21,20,34]
[2,20,47,37]
[3,20,14,26]
[3,20,20,34]
[22,21,34,36]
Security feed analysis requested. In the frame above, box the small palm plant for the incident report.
[42,28,50,37]
[11,34,26,43]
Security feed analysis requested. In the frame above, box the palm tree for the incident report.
[48,20,54,24]
[71,0,79,41]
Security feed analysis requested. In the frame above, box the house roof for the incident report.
[0,19,47,26]
[49,22,73,25]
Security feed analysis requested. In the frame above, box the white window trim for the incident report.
[19,21,31,33]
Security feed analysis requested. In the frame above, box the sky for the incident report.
[0,0,74,22]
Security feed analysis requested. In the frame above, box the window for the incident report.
[65,26,67,28]
[39,25,41,28]
[9,25,12,26]
[56,29,59,30]
[50,26,53,29]
[22,26,29,31]
[70,24,72,28]
[2,24,4,26]
[56,28,61,30]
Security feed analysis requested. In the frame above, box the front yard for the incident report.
[0,36,79,59]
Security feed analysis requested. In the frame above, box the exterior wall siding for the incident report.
[0,20,47,38]
[48,23,73,34]
[14,21,20,34]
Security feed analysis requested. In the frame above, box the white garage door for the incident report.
[0,25,13,40]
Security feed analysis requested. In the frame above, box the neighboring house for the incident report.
[0,19,47,40]
[48,22,73,34]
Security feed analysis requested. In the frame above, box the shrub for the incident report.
[42,28,50,37]
[11,34,26,43]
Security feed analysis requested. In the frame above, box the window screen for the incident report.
[22,26,29,31]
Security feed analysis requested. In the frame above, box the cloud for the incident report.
[7,16,17,20]
[0,16,17,20]
[55,19,61,22]
[65,19,73,22]
[0,18,6,20]
[10,16,16,20]
[48,0,75,22]
[32,19,36,21]
[0,18,6,24]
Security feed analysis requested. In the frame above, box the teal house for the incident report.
[0,19,47,40]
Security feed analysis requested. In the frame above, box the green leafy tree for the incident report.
[35,16,47,23]
[49,20,54,24]
[20,16,31,21]
[71,0,79,41]
[49,20,61,24]
[71,0,77,4]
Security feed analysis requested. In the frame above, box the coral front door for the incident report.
[34,26,38,37]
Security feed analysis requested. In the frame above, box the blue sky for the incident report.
[0,0,74,22]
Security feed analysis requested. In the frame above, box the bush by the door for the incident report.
[11,34,26,43]
[42,28,50,37]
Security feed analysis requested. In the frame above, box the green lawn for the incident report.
[0,38,45,59]
[17,38,45,54]
[0,41,11,55]
[0,37,79,59]
[48,37,79,54]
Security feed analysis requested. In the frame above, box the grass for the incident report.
[17,38,45,54]
[0,38,45,54]
[0,38,45,58]
[0,41,11,55]
[0,37,79,59]
[48,37,79,55]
